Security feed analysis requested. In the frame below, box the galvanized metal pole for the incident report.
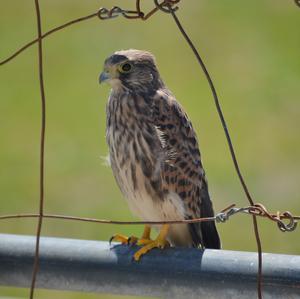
[0,234,299,298]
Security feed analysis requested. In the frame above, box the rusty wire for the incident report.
[247,203,298,232]
[0,12,98,66]
[161,3,267,297]
[0,0,296,66]
[0,1,299,299]
[0,1,177,66]
[30,1,46,298]
[0,204,298,230]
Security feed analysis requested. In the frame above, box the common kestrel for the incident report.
[99,49,220,261]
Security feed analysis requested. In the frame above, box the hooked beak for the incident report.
[99,71,111,84]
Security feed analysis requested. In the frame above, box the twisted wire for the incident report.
[0,204,298,229]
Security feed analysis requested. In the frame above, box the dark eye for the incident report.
[120,63,132,73]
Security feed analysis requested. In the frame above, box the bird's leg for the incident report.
[110,225,152,246]
[133,224,170,261]
[135,225,152,245]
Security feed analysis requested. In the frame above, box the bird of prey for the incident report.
[99,49,220,261]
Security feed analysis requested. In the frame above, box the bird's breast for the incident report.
[105,92,185,223]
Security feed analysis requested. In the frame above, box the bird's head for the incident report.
[99,49,163,92]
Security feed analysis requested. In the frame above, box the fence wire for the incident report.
[0,1,299,299]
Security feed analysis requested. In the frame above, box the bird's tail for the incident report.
[200,215,221,249]
[189,181,221,249]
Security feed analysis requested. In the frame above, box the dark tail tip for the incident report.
[201,220,221,249]
[199,180,221,249]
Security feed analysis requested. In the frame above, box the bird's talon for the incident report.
[127,236,138,246]
[110,234,145,246]
[133,237,170,261]
[109,234,130,245]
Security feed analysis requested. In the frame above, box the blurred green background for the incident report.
[0,0,299,298]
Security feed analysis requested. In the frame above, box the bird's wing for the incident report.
[152,89,221,249]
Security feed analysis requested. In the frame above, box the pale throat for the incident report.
[108,78,124,91]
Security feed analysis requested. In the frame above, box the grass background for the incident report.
[0,0,299,298]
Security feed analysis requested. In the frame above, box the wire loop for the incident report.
[277,211,298,232]
[97,7,143,20]
[244,204,298,232]
[154,0,180,13]
[216,207,243,223]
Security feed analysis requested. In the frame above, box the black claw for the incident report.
[109,235,115,246]
[128,236,138,246]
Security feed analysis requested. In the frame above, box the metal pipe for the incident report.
[0,234,299,298]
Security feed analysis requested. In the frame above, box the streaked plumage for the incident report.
[100,49,220,253]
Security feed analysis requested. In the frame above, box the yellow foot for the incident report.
[110,225,153,246]
[109,234,152,246]
[136,238,153,246]
[133,224,170,261]
[133,237,170,261]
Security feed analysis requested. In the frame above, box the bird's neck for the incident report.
[111,77,165,96]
